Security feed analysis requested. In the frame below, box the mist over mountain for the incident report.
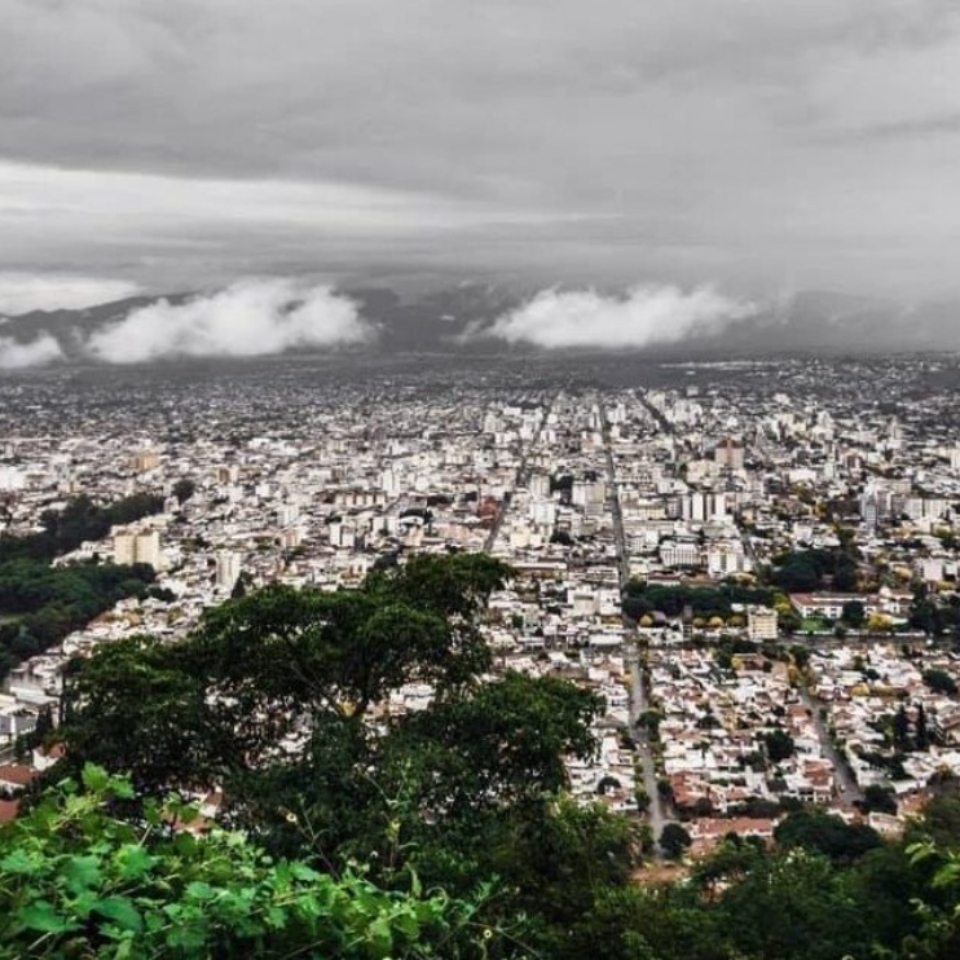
[707,291,960,356]
[2,282,959,369]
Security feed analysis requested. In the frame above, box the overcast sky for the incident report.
[2,0,959,305]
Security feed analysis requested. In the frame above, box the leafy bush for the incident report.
[0,765,500,959]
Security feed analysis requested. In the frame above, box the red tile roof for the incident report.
[0,765,36,788]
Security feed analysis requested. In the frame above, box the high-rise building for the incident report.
[528,473,551,499]
[660,539,701,568]
[861,494,879,533]
[130,450,160,472]
[707,542,752,578]
[134,531,161,570]
[714,437,745,472]
[113,530,161,569]
[113,533,137,566]
[280,526,303,549]
[682,491,727,523]
[215,551,242,591]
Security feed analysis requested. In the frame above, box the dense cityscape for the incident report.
[4,353,960,865]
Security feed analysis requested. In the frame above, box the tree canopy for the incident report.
[0,493,164,564]
[0,764,501,959]
[0,560,156,682]
[57,554,635,954]
[768,546,859,594]
[0,493,165,681]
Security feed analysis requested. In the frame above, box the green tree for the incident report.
[847,842,927,952]
[660,823,692,860]
[861,783,898,815]
[911,795,960,850]
[483,797,638,958]
[893,703,910,749]
[763,728,796,763]
[771,556,821,592]
[172,478,196,505]
[690,834,766,895]
[58,554,632,952]
[841,600,866,628]
[0,560,155,683]
[637,709,663,739]
[773,809,881,863]
[386,671,600,817]
[790,644,811,670]
[833,556,858,592]
[64,636,213,793]
[716,850,872,960]
[923,669,958,696]
[65,556,513,798]
[902,840,960,957]
[917,702,929,750]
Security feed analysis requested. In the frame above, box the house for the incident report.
[688,816,778,857]
[0,765,37,794]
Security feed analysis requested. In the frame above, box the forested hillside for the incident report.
[0,494,165,680]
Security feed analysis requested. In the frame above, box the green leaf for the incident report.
[366,915,394,958]
[81,763,110,793]
[0,849,38,875]
[392,910,421,939]
[61,776,79,794]
[185,880,215,901]
[173,832,197,856]
[114,845,155,881]
[18,900,79,935]
[114,936,135,960]
[166,922,208,950]
[95,896,143,933]
[415,900,444,923]
[288,861,321,883]
[63,854,103,894]
[933,861,960,889]
[407,865,422,899]
[72,890,99,921]
[110,778,136,800]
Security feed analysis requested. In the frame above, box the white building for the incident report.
[707,542,752,578]
[660,540,701,569]
[113,530,161,569]
[216,551,242,591]
[747,606,779,641]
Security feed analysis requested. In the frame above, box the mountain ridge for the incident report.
[3,284,959,362]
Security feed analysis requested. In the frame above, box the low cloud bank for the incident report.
[0,334,64,369]
[86,279,371,363]
[0,273,140,316]
[489,284,757,349]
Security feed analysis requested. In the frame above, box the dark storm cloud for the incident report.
[1,0,959,298]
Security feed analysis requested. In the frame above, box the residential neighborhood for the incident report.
[3,354,960,852]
